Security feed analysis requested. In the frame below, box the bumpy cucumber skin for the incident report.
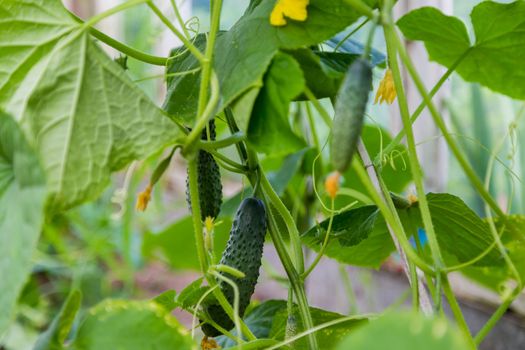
[201,197,267,337]
[186,119,223,221]
[331,58,372,173]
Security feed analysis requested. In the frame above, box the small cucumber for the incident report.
[331,58,372,173]
[186,119,223,221]
[201,197,267,337]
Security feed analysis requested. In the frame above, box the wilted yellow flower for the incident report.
[270,0,309,27]
[204,216,215,234]
[201,336,220,349]
[325,172,341,200]
[136,184,152,212]
[374,68,397,104]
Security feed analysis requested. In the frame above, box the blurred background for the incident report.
[2,1,523,349]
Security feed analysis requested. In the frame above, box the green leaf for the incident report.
[152,290,177,312]
[0,112,46,336]
[270,306,368,350]
[462,215,525,291]
[335,312,470,350]
[217,300,287,348]
[301,206,395,268]
[142,216,232,271]
[287,49,359,100]
[175,277,211,311]
[33,290,82,350]
[247,52,306,155]
[71,300,194,350]
[0,0,179,211]
[409,193,501,266]
[397,1,525,100]
[164,0,376,124]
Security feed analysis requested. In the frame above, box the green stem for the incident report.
[302,198,335,278]
[338,265,358,314]
[383,14,445,273]
[67,10,168,66]
[83,0,148,28]
[199,132,246,151]
[333,18,370,52]
[343,0,375,18]
[374,51,470,166]
[474,288,521,345]
[391,25,504,218]
[169,0,191,39]
[188,158,255,341]
[352,159,433,274]
[146,0,205,62]
[264,206,318,350]
[260,173,305,274]
[442,278,476,349]
[304,88,333,127]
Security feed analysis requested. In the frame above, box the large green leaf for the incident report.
[164,0,376,124]
[270,305,367,350]
[409,193,501,267]
[217,300,367,349]
[0,0,179,211]
[217,300,287,348]
[247,52,306,155]
[461,215,525,291]
[71,300,195,350]
[397,1,525,100]
[301,206,395,268]
[33,290,82,350]
[0,112,46,336]
[335,312,470,350]
[142,216,232,271]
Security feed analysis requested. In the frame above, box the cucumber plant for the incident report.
[1,1,524,350]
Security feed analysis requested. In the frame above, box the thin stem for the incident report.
[260,172,305,274]
[442,278,476,349]
[383,14,445,274]
[374,51,470,166]
[187,158,208,273]
[147,0,205,62]
[352,159,433,274]
[391,25,504,218]
[333,18,370,52]
[170,0,191,39]
[343,0,375,18]
[199,132,246,151]
[67,9,169,66]
[185,72,221,153]
[304,88,333,127]
[264,207,318,350]
[302,198,335,278]
[474,288,522,345]
[83,0,148,28]
[338,265,358,314]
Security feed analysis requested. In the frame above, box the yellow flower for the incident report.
[325,171,341,200]
[136,184,152,212]
[270,0,309,27]
[374,68,397,104]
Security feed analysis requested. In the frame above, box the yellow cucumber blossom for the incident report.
[325,171,341,200]
[374,68,397,104]
[136,184,152,212]
[270,0,309,27]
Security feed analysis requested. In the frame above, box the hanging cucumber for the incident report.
[201,197,268,337]
[330,58,373,173]
[186,119,223,221]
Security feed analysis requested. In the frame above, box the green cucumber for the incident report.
[186,119,223,221]
[201,197,267,337]
[331,58,372,173]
